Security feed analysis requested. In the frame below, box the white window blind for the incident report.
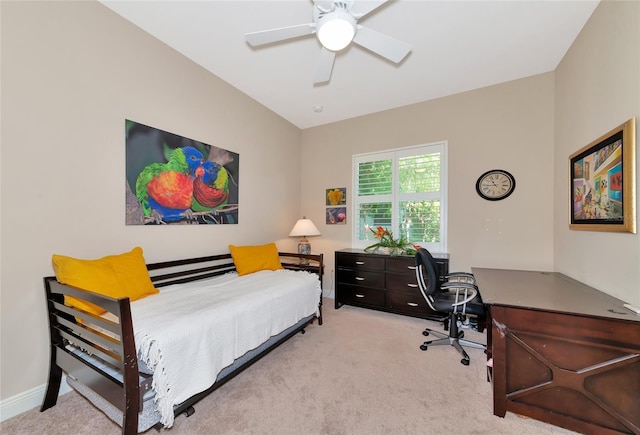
[353,142,448,253]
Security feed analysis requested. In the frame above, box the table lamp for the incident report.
[289,216,321,263]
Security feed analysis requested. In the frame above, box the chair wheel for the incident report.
[422,330,430,336]
[420,344,429,351]
[461,358,470,366]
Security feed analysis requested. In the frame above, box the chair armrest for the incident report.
[445,272,475,283]
[440,281,477,291]
[451,288,478,306]
[441,282,479,306]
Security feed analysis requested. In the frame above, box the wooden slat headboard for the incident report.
[41,251,324,434]
[146,252,324,288]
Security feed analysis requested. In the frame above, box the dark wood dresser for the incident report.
[335,248,449,320]
[473,268,640,435]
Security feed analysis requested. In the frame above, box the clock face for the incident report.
[476,170,516,201]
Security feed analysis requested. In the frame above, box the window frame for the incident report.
[352,141,448,253]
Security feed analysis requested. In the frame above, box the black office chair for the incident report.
[415,248,486,365]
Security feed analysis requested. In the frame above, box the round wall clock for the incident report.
[476,169,516,201]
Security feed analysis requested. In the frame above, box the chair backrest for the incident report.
[415,248,440,310]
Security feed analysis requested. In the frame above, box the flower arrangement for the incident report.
[364,226,418,255]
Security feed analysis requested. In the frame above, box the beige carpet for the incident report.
[1,302,576,434]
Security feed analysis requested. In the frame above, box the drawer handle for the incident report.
[355,261,365,265]
[407,302,419,307]
[356,294,365,298]
[355,277,365,281]
[407,283,418,288]
[407,266,417,270]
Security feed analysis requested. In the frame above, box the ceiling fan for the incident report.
[244,0,412,85]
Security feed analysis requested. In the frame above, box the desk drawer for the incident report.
[336,269,384,288]
[339,286,385,308]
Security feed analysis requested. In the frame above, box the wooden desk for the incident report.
[473,268,640,435]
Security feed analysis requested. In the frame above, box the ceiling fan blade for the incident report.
[313,0,335,13]
[349,0,387,19]
[245,23,315,47]
[313,48,336,84]
[353,25,411,63]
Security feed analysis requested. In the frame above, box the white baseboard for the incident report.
[0,376,71,422]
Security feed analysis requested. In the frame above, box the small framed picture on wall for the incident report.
[326,207,346,225]
[325,187,346,224]
[326,187,346,206]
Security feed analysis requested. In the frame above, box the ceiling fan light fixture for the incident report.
[245,0,410,84]
[316,10,356,52]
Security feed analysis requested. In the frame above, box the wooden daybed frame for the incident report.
[40,251,323,434]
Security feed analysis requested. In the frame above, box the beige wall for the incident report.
[1,1,301,403]
[2,0,639,420]
[302,73,556,296]
[554,0,640,305]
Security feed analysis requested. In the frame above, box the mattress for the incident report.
[131,269,321,427]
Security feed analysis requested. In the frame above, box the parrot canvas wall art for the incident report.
[125,120,239,225]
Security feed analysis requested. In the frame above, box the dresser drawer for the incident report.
[339,286,385,308]
[385,272,420,292]
[385,257,417,274]
[336,269,385,288]
[336,254,385,271]
[386,256,448,286]
[386,291,433,316]
[335,249,449,320]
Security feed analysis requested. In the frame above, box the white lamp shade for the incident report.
[316,10,356,52]
[289,218,321,237]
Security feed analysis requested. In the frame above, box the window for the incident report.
[353,142,448,253]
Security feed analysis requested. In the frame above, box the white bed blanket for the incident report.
[130,269,321,427]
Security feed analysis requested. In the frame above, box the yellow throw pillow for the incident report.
[229,243,283,276]
[52,246,159,315]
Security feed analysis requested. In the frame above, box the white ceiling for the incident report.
[100,0,599,129]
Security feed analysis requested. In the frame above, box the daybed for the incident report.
[40,248,323,434]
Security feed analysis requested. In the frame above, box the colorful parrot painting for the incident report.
[192,160,230,212]
[135,146,205,223]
